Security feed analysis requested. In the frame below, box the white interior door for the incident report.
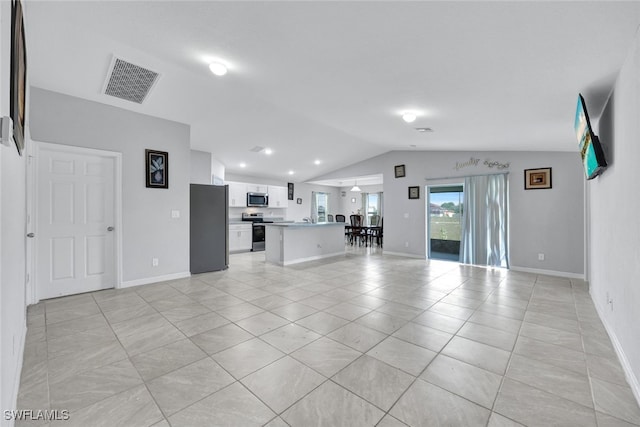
[36,144,116,299]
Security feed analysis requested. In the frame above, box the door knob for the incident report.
[107,226,114,231]
[27,233,35,238]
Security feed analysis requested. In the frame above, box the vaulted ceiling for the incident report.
[25,1,640,181]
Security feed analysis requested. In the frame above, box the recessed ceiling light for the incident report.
[314,160,321,165]
[209,62,228,76]
[288,170,294,175]
[239,162,246,168]
[402,112,417,123]
[264,148,273,155]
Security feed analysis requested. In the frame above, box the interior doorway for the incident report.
[427,184,464,261]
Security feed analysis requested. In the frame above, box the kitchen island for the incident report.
[264,222,346,266]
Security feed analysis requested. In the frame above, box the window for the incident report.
[312,192,329,222]
[362,192,383,225]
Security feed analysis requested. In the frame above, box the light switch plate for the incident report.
[171,210,180,218]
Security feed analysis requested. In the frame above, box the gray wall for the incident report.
[29,87,191,283]
[190,149,212,184]
[313,150,584,274]
[588,30,640,398]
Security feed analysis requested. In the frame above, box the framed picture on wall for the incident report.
[145,149,169,189]
[10,0,27,156]
[394,164,406,178]
[408,186,420,199]
[288,182,294,200]
[524,167,552,190]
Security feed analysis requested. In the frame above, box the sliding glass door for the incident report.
[428,185,464,261]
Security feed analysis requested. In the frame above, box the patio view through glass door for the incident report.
[428,185,464,261]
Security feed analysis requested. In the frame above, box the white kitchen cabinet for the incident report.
[229,223,252,252]
[246,183,268,193]
[227,182,247,207]
[268,185,289,208]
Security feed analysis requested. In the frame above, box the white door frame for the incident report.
[27,141,123,304]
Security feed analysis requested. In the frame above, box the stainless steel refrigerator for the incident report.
[190,184,229,273]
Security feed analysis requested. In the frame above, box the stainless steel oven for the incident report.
[242,213,272,251]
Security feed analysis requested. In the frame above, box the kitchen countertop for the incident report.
[263,222,346,228]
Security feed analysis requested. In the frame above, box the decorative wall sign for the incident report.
[287,182,294,200]
[296,198,302,204]
[145,149,169,189]
[524,167,552,190]
[454,157,480,171]
[394,164,406,178]
[453,157,510,171]
[484,159,510,170]
[408,186,420,199]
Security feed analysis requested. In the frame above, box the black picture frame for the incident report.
[10,0,27,156]
[408,186,420,199]
[287,182,294,200]
[524,167,552,190]
[394,164,406,178]
[296,198,302,204]
[145,149,169,189]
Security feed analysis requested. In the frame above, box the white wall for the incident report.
[0,2,27,425]
[29,87,191,285]
[588,30,640,401]
[190,149,212,184]
[313,150,585,275]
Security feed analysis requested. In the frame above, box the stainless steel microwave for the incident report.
[247,192,268,207]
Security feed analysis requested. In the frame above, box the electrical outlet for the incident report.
[152,258,159,267]
[538,253,545,261]
[171,210,180,219]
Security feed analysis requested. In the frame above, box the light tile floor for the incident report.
[17,247,640,426]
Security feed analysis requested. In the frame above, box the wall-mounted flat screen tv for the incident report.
[574,94,607,180]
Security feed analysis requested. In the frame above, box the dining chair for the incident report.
[335,214,346,222]
[370,217,383,247]
[327,214,334,222]
[349,214,366,245]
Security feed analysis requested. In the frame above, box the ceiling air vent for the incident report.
[103,57,160,104]
[249,146,265,152]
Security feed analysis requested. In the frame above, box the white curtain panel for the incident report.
[460,174,509,268]
[311,191,318,222]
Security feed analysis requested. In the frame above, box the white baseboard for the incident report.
[509,265,585,280]
[119,271,191,289]
[591,294,640,407]
[280,252,345,266]
[7,323,27,427]
[382,250,425,259]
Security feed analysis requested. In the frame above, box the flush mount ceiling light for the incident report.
[350,181,362,192]
[314,159,321,165]
[239,162,246,168]
[264,148,273,155]
[288,170,294,175]
[402,112,417,123]
[209,62,228,76]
